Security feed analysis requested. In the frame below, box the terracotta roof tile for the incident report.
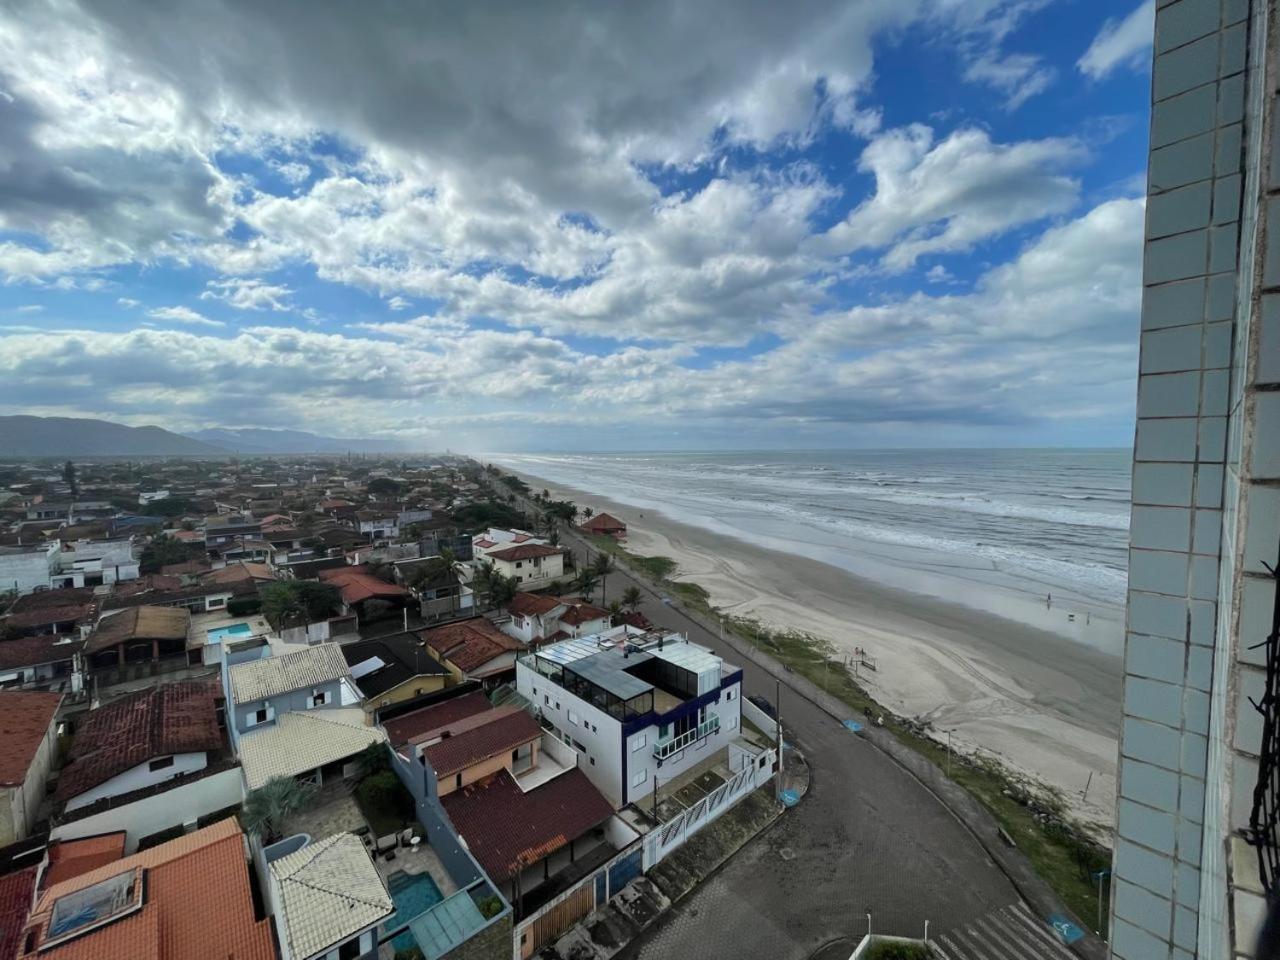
[382,691,492,749]
[485,544,562,563]
[43,834,127,888]
[3,604,95,631]
[441,768,614,882]
[0,635,83,670]
[21,818,275,960]
[506,594,562,618]
[57,681,224,804]
[0,691,61,787]
[580,513,626,532]
[0,867,36,960]
[85,607,190,655]
[420,618,524,673]
[419,707,540,777]
[560,602,609,627]
[317,567,409,605]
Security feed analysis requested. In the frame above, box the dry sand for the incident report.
[515,471,1122,830]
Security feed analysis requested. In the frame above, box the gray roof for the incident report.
[568,648,653,700]
[229,643,351,703]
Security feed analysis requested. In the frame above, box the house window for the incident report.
[455,773,463,789]
[512,750,519,762]
[728,715,738,730]
[250,708,269,726]
[149,756,175,773]
[544,694,550,706]
[309,690,329,708]
[339,938,362,960]
[631,734,647,752]
[632,769,647,787]
[568,710,579,726]
[725,689,736,701]
[590,757,595,765]
[572,738,586,752]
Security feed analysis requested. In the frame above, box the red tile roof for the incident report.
[472,538,497,549]
[56,681,223,803]
[43,834,127,888]
[318,566,410,605]
[486,544,562,563]
[0,635,83,670]
[442,768,615,882]
[8,589,94,613]
[560,602,609,627]
[3,604,95,632]
[0,867,36,960]
[84,606,190,654]
[0,692,62,787]
[382,691,493,749]
[21,818,275,960]
[580,512,626,533]
[419,707,540,777]
[506,593,562,618]
[421,618,524,673]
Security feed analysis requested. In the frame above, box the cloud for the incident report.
[963,52,1056,110]
[15,304,43,313]
[117,297,141,308]
[386,296,410,312]
[201,277,295,312]
[824,124,1086,270]
[146,306,225,328]
[1078,2,1154,81]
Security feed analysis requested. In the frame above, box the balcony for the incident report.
[653,715,720,760]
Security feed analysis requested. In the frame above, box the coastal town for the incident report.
[0,453,1095,960]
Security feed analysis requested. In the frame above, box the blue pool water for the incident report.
[208,623,253,644]
[385,871,445,951]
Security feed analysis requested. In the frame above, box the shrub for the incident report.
[475,894,504,919]
[226,596,261,617]
[864,941,934,960]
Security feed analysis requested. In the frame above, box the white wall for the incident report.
[51,765,243,853]
[64,752,209,811]
[0,544,59,594]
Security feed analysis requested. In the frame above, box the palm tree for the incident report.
[581,506,594,521]
[575,568,599,600]
[593,553,616,604]
[241,776,319,843]
[622,585,642,612]
[607,600,623,625]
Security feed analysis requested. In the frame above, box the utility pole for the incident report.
[775,677,784,803]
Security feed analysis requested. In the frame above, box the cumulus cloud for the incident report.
[1078,2,1154,81]
[824,124,1085,271]
[147,306,225,328]
[201,278,296,312]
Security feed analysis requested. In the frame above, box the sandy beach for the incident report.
[505,467,1123,830]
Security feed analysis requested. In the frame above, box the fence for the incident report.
[641,746,777,868]
[741,697,779,740]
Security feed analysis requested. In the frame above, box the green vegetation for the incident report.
[141,497,193,517]
[242,776,319,843]
[864,943,934,960]
[451,499,526,533]
[260,580,341,629]
[226,596,261,617]
[139,535,204,573]
[591,533,1112,939]
[475,894,504,919]
[356,770,417,836]
[367,476,402,496]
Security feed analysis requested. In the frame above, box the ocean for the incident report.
[490,449,1132,653]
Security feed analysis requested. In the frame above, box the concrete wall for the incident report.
[1110,2,1280,959]
[64,751,208,811]
[232,677,347,734]
[365,674,449,712]
[0,707,60,844]
[51,765,242,852]
[0,543,58,594]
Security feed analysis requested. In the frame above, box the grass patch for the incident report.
[585,529,1113,938]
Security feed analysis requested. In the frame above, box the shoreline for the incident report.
[501,465,1123,829]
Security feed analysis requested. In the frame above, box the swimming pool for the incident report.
[384,871,444,951]
[207,623,254,644]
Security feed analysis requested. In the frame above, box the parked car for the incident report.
[748,694,777,720]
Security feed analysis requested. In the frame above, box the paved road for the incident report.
[523,503,1021,959]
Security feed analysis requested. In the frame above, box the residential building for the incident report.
[356,508,400,541]
[1108,3,1280,958]
[58,539,139,588]
[342,632,451,712]
[421,617,527,686]
[516,631,744,807]
[269,832,393,960]
[410,704,543,798]
[579,512,627,539]
[238,710,387,791]
[0,691,62,845]
[483,544,566,592]
[471,528,547,558]
[83,605,191,670]
[0,635,83,691]
[55,681,226,813]
[0,867,37,960]
[318,565,412,621]
[204,514,262,547]
[16,818,276,960]
[2,599,96,638]
[382,689,494,753]
[502,593,610,646]
[226,642,361,737]
[100,576,256,615]
[0,542,61,595]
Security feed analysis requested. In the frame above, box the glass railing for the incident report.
[653,715,720,759]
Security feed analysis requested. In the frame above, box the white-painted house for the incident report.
[515,631,744,808]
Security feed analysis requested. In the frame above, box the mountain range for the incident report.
[0,416,407,456]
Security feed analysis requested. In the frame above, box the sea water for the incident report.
[490,449,1131,653]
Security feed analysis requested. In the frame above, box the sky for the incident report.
[0,0,1154,452]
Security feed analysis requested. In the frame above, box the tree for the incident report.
[367,477,401,496]
[622,585,643,612]
[607,600,623,625]
[365,559,394,583]
[574,567,599,601]
[241,776,319,842]
[139,536,204,574]
[62,461,78,498]
[593,553,616,604]
[471,561,516,611]
[581,506,594,520]
[260,580,341,629]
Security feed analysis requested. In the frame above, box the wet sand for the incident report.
[508,467,1123,830]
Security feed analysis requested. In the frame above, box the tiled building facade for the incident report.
[1112,1,1280,958]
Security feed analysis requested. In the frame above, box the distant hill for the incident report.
[187,427,407,454]
[0,416,228,457]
